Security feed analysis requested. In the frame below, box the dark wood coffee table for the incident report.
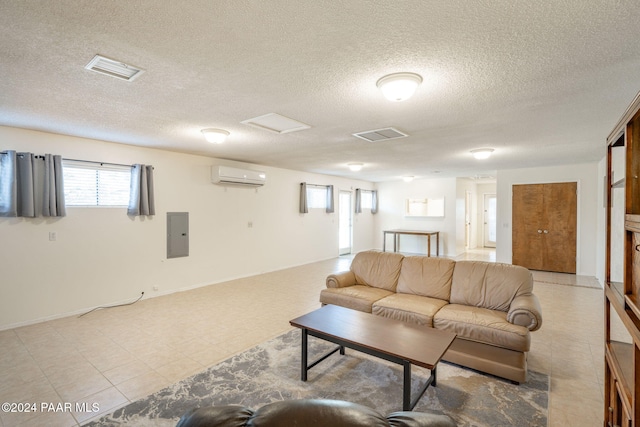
[289,304,456,411]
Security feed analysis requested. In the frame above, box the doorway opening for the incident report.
[339,191,352,255]
[465,190,472,249]
[483,193,497,248]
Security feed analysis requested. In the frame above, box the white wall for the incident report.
[495,162,600,276]
[374,178,460,256]
[0,126,375,329]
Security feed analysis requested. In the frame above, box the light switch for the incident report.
[49,232,57,241]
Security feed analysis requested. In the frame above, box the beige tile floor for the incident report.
[0,251,604,426]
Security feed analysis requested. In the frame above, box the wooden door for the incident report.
[512,182,577,273]
[512,184,546,270]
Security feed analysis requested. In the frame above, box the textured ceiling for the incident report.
[1,1,640,182]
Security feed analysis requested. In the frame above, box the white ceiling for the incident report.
[1,1,640,182]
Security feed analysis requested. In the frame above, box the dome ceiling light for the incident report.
[470,148,494,160]
[201,128,230,144]
[376,72,423,102]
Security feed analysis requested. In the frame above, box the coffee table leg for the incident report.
[301,329,308,381]
[432,365,437,387]
[403,362,437,411]
[403,361,411,411]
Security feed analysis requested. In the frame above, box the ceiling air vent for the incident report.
[84,55,145,82]
[353,127,408,142]
[241,113,311,134]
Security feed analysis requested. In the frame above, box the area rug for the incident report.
[85,330,548,426]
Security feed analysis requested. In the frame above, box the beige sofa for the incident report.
[320,250,542,383]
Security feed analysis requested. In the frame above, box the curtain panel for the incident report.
[326,185,334,213]
[42,154,66,217]
[128,164,155,216]
[299,182,308,214]
[0,151,37,217]
[354,188,362,214]
[371,190,378,214]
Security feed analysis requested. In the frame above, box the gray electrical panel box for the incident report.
[167,212,189,258]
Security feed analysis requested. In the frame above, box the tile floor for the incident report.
[0,251,604,426]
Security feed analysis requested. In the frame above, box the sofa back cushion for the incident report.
[396,256,455,301]
[351,251,404,291]
[450,261,533,312]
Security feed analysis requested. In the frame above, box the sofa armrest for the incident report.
[326,271,356,288]
[507,293,543,331]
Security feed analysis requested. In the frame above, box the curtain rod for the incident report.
[63,158,132,168]
[303,182,331,188]
[1,152,132,168]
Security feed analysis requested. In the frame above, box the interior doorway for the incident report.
[465,191,472,249]
[483,194,497,248]
[339,191,352,255]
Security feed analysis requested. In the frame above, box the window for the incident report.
[63,161,131,207]
[307,186,328,209]
[361,191,373,210]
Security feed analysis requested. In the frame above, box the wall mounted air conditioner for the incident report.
[211,165,266,187]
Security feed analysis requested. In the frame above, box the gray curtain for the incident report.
[0,151,36,217]
[128,164,155,216]
[371,190,378,214]
[326,185,334,213]
[43,154,66,217]
[354,188,362,214]
[299,182,308,213]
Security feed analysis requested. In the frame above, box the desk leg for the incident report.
[436,233,439,256]
[301,329,308,381]
[383,232,386,252]
[427,235,431,257]
[393,233,397,252]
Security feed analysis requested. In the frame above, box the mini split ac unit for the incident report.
[211,165,266,187]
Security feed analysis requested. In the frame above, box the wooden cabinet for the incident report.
[605,91,640,427]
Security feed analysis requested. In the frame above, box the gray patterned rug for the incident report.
[85,330,548,426]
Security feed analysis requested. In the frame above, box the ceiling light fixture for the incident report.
[402,176,415,182]
[470,148,494,160]
[348,163,364,172]
[376,72,423,102]
[201,128,230,144]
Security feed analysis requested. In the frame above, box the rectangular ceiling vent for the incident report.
[241,113,311,134]
[353,127,408,142]
[84,55,145,82]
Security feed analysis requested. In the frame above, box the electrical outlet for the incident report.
[248,221,253,228]
[49,232,57,241]
[153,285,159,291]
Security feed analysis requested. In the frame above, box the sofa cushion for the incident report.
[396,257,455,301]
[320,286,394,313]
[450,261,533,312]
[351,251,404,291]
[372,294,448,327]
[433,304,530,352]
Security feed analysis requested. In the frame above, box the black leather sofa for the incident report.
[176,399,456,427]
